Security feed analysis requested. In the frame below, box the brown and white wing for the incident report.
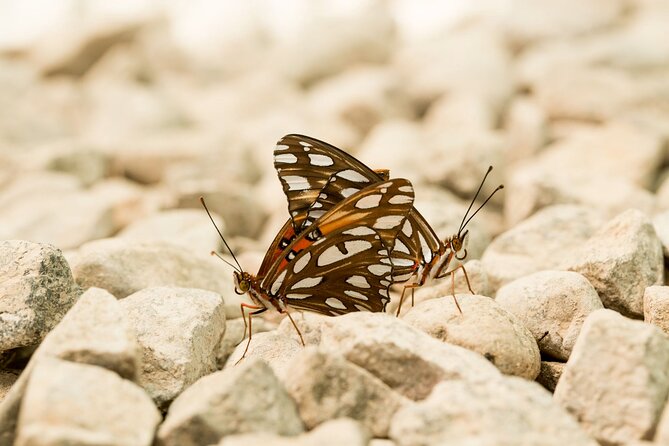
[391,209,442,282]
[273,134,382,232]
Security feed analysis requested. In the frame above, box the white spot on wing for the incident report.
[317,240,372,266]
[345,290,368,300]
[292,276,323,289]
[341,188,359,197]
[337,169,369,183]
[342,226,376,236]
[368,264,392,276]
[284,176,311,191]
[292,252,311,274]
[395,239,410,254]
[275,153,297,164]
[398,185,412,193]
[286,293,311,299]
[308,154,334,166]
[402,220,413,237]
[275,144,289,151]
[309,210,326,219]
[354,304,368,312]
[389,194,412,205]
[394,272,414,282]
[346,275,370,288]
[299,141,312,147]
[271,270,287,294]
[355,194,382,209]
[326,297,347,310]
[419,232,432,263]
[374,215,404,229]
[392,258,416,267]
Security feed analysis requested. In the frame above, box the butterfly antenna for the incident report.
[459,184,504,233]
[458,166,494,234]
[210,250,241,272]
[200,196,243,273]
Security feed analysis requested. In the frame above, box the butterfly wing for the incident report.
[256,218,295,280]
[260,178,415,314]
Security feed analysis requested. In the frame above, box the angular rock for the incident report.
[71,238,236,299]
[390,375,596,446]
[0,240,80,352]
[564,209,663,318]
[217,418,369,446]
[318,313,501,400]
[120,287,225,409]
[118,209,225,255]
[225,331,302,377]
[217,317,277,368]
[284,348,407,437]
[403,295,540,379]
[496,271,603,361]
[15,358,160,446]
[536,361,564,393]
[644,286,669,336]
[157,359,303,446]
[481,205,605,291]
[554,309,669,445]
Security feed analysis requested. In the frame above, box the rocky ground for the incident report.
[2,0,669,445]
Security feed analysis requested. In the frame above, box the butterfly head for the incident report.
[233,271,252,295]
[448,230,469,261]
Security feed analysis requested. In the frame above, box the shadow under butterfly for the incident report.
[201,177,415,363]
[272,134,503,315]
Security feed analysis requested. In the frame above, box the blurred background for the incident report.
[1,0,668,269]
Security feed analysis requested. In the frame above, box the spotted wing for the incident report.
[256,218,295,280]
[260,179,415,314]
[391,209,442,281]
[274,134,383,232]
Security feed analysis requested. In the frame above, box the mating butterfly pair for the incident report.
[202,134,502,361]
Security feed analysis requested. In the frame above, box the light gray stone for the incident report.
[481,205,605,291]
[0,240,80,352]
[554,309,669,445]
[217,418,370,446]
[390,375,596,446]
[653,211,669,257]
[71,238,236,299]
[217,317,277,368]
[496,271,604,361]
[15,358,160,446]
[157,358,304,446]
[644,286,669,336]
[504,96,547,162]
[284,348,407,437]
[403,295,540,379]
[318,313,501,400]
[225,331,302,377]
[536,361,564,393]
[120,287,226,409]
[564,209,664,318]
[0,372,18,404]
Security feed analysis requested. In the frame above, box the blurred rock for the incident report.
[274,7,395,85]
[481,205,605,291]
[0,240,80,352]
[0,372,18,404]
[118,208,223,255]
[217,317,277,368]
[157,359,303,446]
[16,358,159,446]
[423,93,496,134]
[403,295,540,379]
[554,309,669,445]
[504,96,548,163]
[318,313,501,400]
[217,418,369,446]
[564,209,663,318]
[496,271,603,361]
[536,361,564,392]
[644,286,669,336]
[390,375,596,446]
[284,348,407,437]
[653,210,669,256]
[119,287,225,409]
[225,331,302,376]
[71,238,236,299]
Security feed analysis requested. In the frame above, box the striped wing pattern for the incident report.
[260,178,415,314]
[273,134,441,281]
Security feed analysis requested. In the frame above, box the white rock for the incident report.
[70,238,237,300]
[275,312,331,347]
[536,361,564,393]
[217,317,277,368]
[496,271,604,361]
[644,286,669,336]
[318,313,501,400]
[225,331,302,377]
[481,205,605,292]
[119,287,225,409]
[16,358,160,446]
[0,240,80,352]
[554,309,669,445]
[564,209,664,318]
[423,93,496,134]
[0,372,18,404]
[652,210,669,256]
[284,348,408,437]
[157,358,303,446]
[217,418,369,446]
[504,96,548,163]
[118,209,224,255]
[403,295,540,379]
[390,375,596,446]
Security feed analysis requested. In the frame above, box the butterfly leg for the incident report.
[450,271,463,314]
[396,282,421,317]
[236,303,267,365]
[283,309,306,346]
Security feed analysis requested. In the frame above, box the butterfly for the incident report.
[201,177,415,361]
[273,134,503,315]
